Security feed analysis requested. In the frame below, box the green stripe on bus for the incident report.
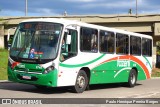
[143,56,152,69]
[59,54,105,68]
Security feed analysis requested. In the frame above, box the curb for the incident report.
[151,77,160,79]
[0,80,11,83]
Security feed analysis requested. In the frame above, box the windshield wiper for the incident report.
[16,46,25,60]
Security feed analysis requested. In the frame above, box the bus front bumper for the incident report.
[7,67,58,87]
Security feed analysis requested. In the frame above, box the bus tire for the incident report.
[127,69,137,87]
[73,70,88,93]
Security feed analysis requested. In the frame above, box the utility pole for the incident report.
[136,0,138,17]
[25,0,28,16]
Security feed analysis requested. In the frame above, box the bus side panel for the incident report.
[90,60,129,84]
[90,55,151,84]
[57,54,152,86]
[57,53,104,86]
[57,66,78,86]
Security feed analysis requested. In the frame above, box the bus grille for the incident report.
[14,68,43,74]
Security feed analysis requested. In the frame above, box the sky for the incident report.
[0,0,160,16]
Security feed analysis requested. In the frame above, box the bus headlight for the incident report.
[43,66,55,74]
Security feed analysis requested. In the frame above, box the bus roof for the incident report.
[21,18,152,39]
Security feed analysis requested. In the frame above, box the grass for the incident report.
[0,49,8,80]
[151,68,160,77]
[0,48,159,80]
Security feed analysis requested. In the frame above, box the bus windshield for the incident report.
[10,22,63,63]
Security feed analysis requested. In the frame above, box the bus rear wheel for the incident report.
[73,70,88,93]
[127,69,137,87]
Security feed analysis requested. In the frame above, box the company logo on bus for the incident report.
[117,60,130,67]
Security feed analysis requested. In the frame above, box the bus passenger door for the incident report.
[60,29,78,62]
[58,29,78,86]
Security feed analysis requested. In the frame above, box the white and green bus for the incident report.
[8,18,152,93]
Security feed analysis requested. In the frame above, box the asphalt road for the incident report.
[0,78,160,106]
[0,78,160,98]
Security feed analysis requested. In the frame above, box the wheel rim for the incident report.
[130,72,136,84]
[77,75,85,88]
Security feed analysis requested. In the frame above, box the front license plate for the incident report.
[22,75,31,80]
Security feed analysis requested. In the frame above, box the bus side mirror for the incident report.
[7,27,16,41]
[7,30,10,41]
[66,34,71,45]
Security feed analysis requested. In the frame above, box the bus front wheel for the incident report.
[73,70,88,93]
[127,69,137,87]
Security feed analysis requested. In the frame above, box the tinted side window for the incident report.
[142,38,152,56]
[99,30,115,53]
[80,27,98,52]
[130,36,141,55]
[116,33,129,54]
